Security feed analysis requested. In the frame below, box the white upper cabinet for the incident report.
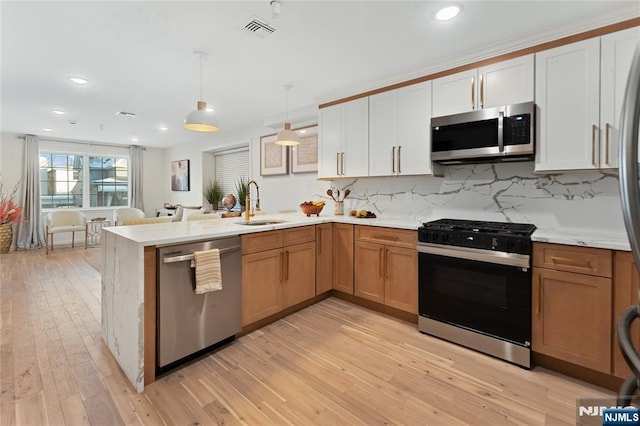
[369,81,438,176]
[535,38,601,171]
[432,55,534,117]
[535,27,639,172]
[600,27,640,168]
[318,98,369,179]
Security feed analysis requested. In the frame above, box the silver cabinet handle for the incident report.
[480,73,484,109]
[163,245,241,264]
[605,122,612,166]
[336,152,340,176]
[592,124,598,166]
[341,152,345,175]
[392,147,396,173]
[497,112,504,152]
[397,146,401,173]
[471,76,475,110]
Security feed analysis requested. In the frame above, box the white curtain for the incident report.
[129,145,144,211]
[16,135,45,249]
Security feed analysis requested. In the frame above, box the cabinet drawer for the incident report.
[355,225,417,249]
[283,225,315,246]
[242,230,283,254]
[533,242,612,278]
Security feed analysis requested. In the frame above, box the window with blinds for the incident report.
[214,147,249,209]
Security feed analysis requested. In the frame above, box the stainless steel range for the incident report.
[417,219,536,368]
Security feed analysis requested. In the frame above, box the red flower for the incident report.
[0,181,25,225]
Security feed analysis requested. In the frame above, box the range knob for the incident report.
[505,239,514,251]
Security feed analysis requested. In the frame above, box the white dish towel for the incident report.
[191,248,222,294]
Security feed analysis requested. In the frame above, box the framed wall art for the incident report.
[171,159,190,191]
[260,134,289,176]
[291,124,318,173]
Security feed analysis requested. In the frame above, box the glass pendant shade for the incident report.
[184,101,219,132]
[274,122,300,146]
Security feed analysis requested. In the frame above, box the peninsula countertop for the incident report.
[103,211,632,251]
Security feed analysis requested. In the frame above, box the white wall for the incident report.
[163,124,323,214]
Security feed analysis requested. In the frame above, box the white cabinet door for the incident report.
[369,90,399,176]
[600,27,640,169]
[398,81,437,175]
[432,69,477,117]
[432,55,534,117]
[318,103,343,179]
[479,55,534,109]
[535,38,601,171]
[343,97,369,177]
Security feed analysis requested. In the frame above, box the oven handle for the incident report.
[417,243,530,269]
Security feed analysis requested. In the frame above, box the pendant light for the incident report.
[184,51,219,132]
[274,85,300,146]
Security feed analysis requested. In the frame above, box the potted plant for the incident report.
[236,177,248,212]
[203,179,222,211]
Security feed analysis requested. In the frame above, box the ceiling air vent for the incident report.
[240,16,277,39]
[115,111,136,118]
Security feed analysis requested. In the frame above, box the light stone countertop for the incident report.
[103,211,633,251]
[531,228,631,251]
[102,212,424,247]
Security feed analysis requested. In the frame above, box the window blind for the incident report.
[214,148,249,201]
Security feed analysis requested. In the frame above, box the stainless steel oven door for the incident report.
[417,243,531,347]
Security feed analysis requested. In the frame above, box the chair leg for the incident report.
[84,225,88,250]
[72,231,75,248]
[46,227,49,254]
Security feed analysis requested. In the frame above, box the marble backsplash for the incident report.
[320,161,625,235]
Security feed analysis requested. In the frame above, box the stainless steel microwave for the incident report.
[431,101,535,164]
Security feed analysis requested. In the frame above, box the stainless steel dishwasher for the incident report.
[157,236,242,369]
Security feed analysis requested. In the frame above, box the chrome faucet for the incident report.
[245,180,260,222]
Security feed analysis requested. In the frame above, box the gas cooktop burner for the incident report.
[418,219,536,255]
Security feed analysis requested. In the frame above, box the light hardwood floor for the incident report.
[1,247,613,425]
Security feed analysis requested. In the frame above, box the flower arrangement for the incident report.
[0,180,22,225]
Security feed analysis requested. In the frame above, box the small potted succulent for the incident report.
[203,179,222,211]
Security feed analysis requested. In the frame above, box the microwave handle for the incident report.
[497,111,504,152]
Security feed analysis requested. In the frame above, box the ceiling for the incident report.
[1,1,638,149]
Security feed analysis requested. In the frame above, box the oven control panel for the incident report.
[418,228,532,255]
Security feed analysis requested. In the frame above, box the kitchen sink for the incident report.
[237,219,288,226]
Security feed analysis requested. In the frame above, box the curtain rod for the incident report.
[18,134,145,150]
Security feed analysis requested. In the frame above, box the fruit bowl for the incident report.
[300,202,324,217]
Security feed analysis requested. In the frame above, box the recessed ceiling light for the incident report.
[42,127,53,132]
[159,126,168,131]
[69,77,88,85]
[436,5,461,21]
[130,137,139,142]
[205,107,215,113]
[51,110,65,115]
[298,129,307,134]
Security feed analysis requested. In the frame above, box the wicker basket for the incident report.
[300,204,324,217]
[0,223,13,254]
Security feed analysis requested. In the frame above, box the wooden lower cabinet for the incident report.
[613,251,640,379]
[532,267,612,373]
[384,246,418,314]
[283,241,316,309]
[242,248,283,326]
[332,223,354,294]
[316,224,333,294]
[354,240,385,303]
[353,225,418,314]
[242,227,316,326]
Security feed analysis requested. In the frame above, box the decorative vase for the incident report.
[0,223,13,254]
